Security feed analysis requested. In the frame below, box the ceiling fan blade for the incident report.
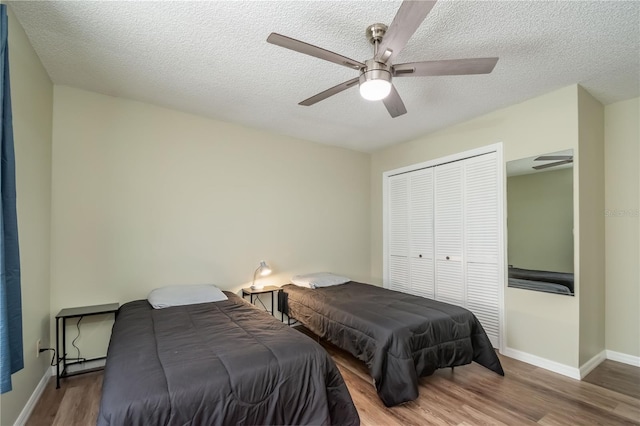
[393,57,499,77]
[532,159,574,170]
[375,1,438,63]
[382,85,407,118]
[267,33,364,71]
[534,155,573,161]
[299,77,360,106]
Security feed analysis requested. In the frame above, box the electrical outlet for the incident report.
[36,339,41,358]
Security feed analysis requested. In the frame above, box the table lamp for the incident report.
[251,260,272,290]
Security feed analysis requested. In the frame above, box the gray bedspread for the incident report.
[98,293,359,426]
[508,277,573,295]
[281,282,504,407]
[508,267,574,294]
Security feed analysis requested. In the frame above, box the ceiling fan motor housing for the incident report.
[360,59,392,84]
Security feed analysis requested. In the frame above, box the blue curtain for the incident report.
[0,4,23,395]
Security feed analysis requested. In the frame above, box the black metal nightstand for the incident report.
[55,303,119,389]
[241,286,280,316]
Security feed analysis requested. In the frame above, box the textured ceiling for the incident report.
[9,1,640,152]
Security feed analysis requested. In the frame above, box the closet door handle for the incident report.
[419,254,422,258]
[446,256,450,260]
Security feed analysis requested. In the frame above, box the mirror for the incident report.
[506,149,574,296]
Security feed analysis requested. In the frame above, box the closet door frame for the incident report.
[382,143,506,352]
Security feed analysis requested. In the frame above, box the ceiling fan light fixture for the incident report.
[359,60,392,101]
[359,78,392,101]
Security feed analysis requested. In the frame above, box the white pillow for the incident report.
[147,284,228,309]
[291,272,350,289]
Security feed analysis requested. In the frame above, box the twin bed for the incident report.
[279,280,504,407]
[98,277,504,424]
[508,267,574,295]
[97,291,359,426]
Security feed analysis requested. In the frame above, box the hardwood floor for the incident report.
[26,372,103,426]
[319,335,640,426]
[583,359,640,400]
[27,336,640,426]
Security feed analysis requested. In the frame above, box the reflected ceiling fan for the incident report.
[532,155,574,170]
[266,0,498,118]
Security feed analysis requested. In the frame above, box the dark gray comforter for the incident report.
[281,282,504,407]
[508,267,574,293]
[508,277,573,295]
[98,293,359,426]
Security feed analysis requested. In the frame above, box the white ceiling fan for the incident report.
[267,0,499,118]
[532,155,574,170]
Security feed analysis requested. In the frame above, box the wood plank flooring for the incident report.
[27,332,640,426]
[583,359,640,400]
[26,372,103,426]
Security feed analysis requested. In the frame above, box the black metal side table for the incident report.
[241,286,280,316]
[55,303,119,389]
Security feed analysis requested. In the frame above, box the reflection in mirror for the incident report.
[507,149,574,296]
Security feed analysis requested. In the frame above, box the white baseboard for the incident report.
[502,347,581,380]
[13,367,53,426]
[606,350,640,367]
[503,347,640,381]
[579,350,606,379]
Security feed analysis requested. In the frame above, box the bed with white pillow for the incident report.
[98,284,359,426]
[290,272,351,288]
[280,275,504,407]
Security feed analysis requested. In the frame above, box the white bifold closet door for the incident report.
[388,174,410,293]
[388,169,434,298]
[386,151,501,348]
[410,169,435,298]
[463,153,500,347]
[434,161,464,306]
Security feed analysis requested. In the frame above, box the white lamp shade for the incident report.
[251,260,272,289]
[359,79,392,101]
[258,261,272,276]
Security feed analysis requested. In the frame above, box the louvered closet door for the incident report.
[409,169,434,298]
[434,162,464,306]
[388,174,410,292]
[464,153,500,347]
[385,147,503,349]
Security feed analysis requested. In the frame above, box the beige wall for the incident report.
[0,5,53,426]
[577,87,605,365]
[507,168,574,273]
[604,97,639,358]
[50,86,371,358]
[371,85,581,366]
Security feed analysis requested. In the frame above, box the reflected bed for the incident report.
[508,267,574,295]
